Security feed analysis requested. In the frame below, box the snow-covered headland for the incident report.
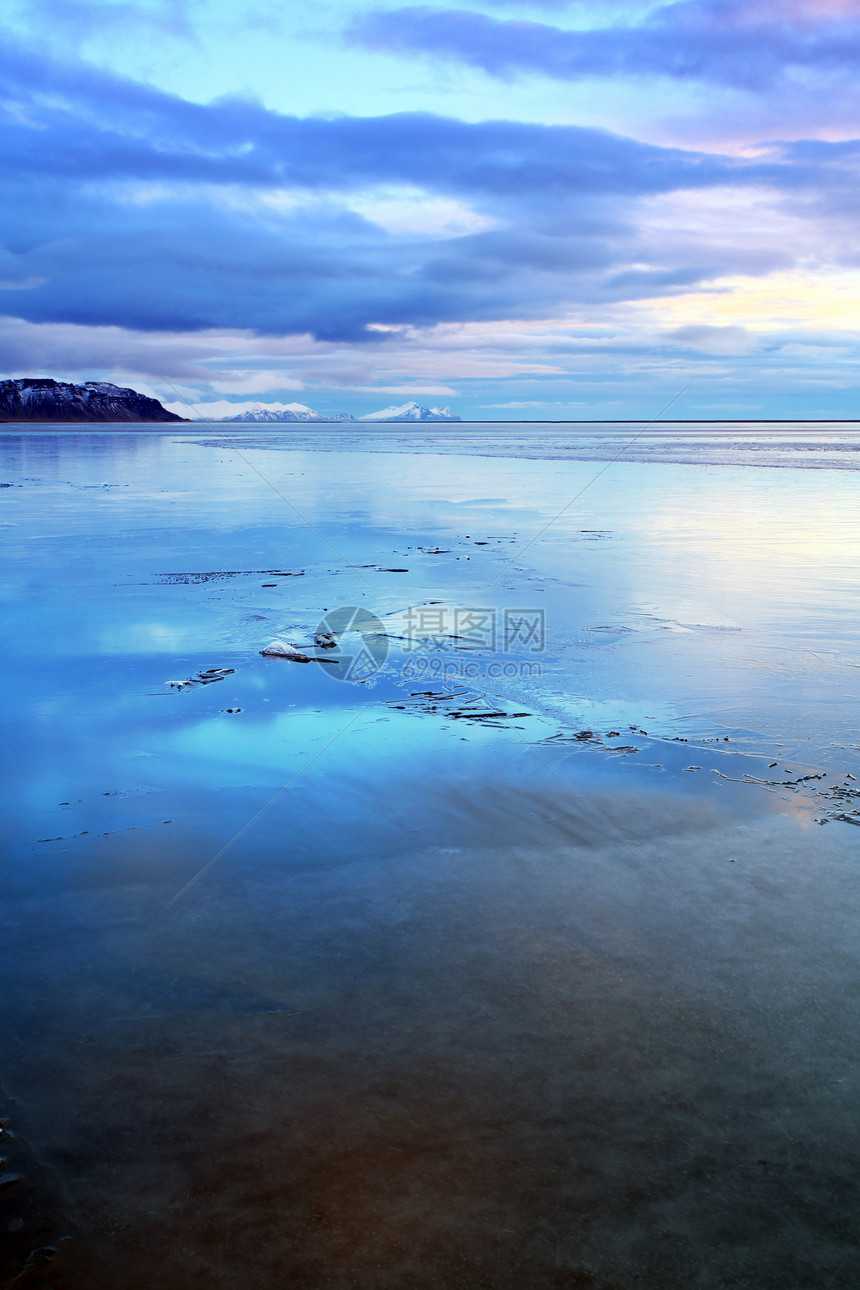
[0,378,187,422]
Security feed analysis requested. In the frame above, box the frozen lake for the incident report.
[1,422,859,1288]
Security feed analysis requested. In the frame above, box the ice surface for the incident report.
[2,422,860,1288]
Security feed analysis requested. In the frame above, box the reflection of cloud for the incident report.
[97,621,195,653]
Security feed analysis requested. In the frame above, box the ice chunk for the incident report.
[260,640,311,662]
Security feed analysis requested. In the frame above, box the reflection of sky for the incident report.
[3,428,859,858]
[4,425,860,1290]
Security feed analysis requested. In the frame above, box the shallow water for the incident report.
[1,423,859,1288]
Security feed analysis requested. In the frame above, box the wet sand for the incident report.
[3,764,860,1289]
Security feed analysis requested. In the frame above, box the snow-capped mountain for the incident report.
[222,402,355,423]
[357,402,461,422]
[0,383,463,425]
[0,378,187,422]
[218,399,461,423]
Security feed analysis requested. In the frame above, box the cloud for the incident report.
[0,40,736,201]
[4,307,860,421]
[348,1,860,91]
[7,0,196,47]
[342,383,459,394]
[0,40,764,344]
[1,33,859,388]
[0,315,221,381]
[666,323,759,354]
[0,313,567,396]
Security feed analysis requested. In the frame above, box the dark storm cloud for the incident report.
[349,1,860,91]
[0,40,855,339]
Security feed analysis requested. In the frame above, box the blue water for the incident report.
[1,423,860,1288]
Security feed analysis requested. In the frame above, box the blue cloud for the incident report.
[0,39,850,341]
[1,42,738,202]
[348,2,860,90]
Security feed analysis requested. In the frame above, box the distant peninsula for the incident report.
[0,379,188,422]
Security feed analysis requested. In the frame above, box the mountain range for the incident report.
[222,400,461,423]
[358,402,461,422]
[0,379,187,422]
[0,382,461,424]
[222,402,352,423]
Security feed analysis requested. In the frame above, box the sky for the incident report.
[2,0,860,419]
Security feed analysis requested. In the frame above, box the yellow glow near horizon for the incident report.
[636,269,860,333]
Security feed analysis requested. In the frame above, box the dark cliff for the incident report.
[0,379,188,422]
